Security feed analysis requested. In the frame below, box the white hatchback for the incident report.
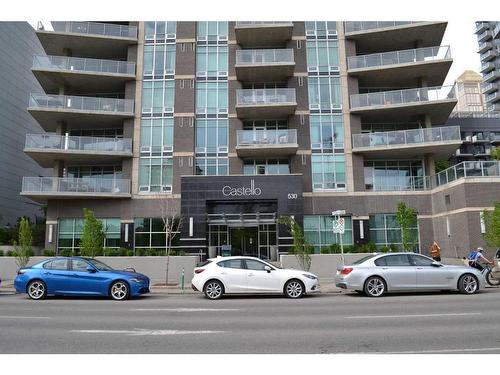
[191,256,320,299]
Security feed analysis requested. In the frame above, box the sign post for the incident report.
[332,210,346,264]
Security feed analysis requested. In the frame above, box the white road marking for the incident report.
[371,347,500,354]
[129,308,240,312]
[71,329,224,336]
[0,316,51,319]
[345,312,481,319]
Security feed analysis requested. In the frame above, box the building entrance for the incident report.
[230,227,258,257]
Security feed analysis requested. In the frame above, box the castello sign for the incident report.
[222,179,262,197]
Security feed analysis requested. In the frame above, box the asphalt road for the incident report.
[1,288,500,354]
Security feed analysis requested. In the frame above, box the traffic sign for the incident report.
[333,217,345,234]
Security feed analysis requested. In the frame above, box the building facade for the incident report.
[476,21,500,113]
[22,21,500,259]
[452,70,486,113]
[0,22,48,227]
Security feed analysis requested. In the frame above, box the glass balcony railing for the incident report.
[434,161,500,187]
[352,126,461,149]
[236,88,296,106]
[366,176,431,192]
[33,55,136,75]
[236,49,294,66]
[477,30,493,42]
[37,21,137,39]
[235,22,293,28]
[22,177,131,195]
[350,86,456,109]
[345,21,418,33]
[348,46,451,70]
[25,134,132,154]
[29,94,134,114]
[484,70,500,83]
[237,129,297,147]
[475,22,490,33]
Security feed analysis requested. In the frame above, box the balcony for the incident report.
[480,61,496,74]
[484,70,500,83]
[481,50,496,62]
[235,22,293,48]
[352,126,461,159]
[236,88,296,119]
[35,21,137,59]
[235,49,295,82]
[488,103,500,112]
[475,22,490,34]
[21,177,131,201]
[483,83,498,94]
[24,134,133,168]
[235,129,298,157]
[28,94,134,131]
[366,175,431,192]
[32,55,136,95]
[433,161,500,187]
[478,41,493,54]
[486,92,500,104]
[344,22,447,54]
[477,30,493,43]
[347,46,452,87]
[455,149,473,158]
[350,86,457,123]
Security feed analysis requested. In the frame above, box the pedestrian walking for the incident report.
[429,241,441,261]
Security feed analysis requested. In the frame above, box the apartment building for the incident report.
[476,21,500,113]
[452,70,486,113]
[21,21,500,258]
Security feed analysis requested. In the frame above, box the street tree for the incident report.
[157,192,182,285]
[482,202,500,249]
[13,217,32,268]
[80,208,104,258]
[395,202,418,252]
[278,216,313,271]
[491,147,500,161]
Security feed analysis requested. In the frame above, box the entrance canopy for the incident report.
[207,212,277,227]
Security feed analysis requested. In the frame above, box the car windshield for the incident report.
[86,258,113,271]
[351,254,377,265]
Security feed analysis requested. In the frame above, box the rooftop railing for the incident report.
[348,46,451,70]
[33,55,135,75]
[29,94,134,114]
[434,161,500,187]
[345,21,418,33]
[236,88,296,106]
[236,49,294,66]
[352,126,461,149]
[22,177,131,195]
[237,129,297,147]
[350,85,455,109]
[235,22,293,28]
[25,134,132,154]
[37,21,137,39]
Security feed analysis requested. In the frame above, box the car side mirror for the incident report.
[264,265,272,273]
[431,261,442,267]
[86,266,96,273]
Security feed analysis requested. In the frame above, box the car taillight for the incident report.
[340,267,353,275]
[194,268,205,274]
[17,270,25,275]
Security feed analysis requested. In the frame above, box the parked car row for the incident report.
[11,252,486,301]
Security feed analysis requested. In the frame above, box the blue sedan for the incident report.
[14,257,150,301]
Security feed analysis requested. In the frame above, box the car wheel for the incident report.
[458,274,478,294]
[364,276,386,297]
[204,280,224,300]
[27,280,47,300]
[284,279,304,298]
[110,280,130,301]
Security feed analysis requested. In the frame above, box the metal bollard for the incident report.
[181,267,185,294]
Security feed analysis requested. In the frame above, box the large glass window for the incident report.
[310,114,344,152]
[139,157,173,192]
[305,21,337,36]
[134,217,180,251]
[311,154,346,190]
[369,214,419,251]
[364,160,424,191]
[308,76,341,110]
[196,45,228,77]
[197,21,228,40]
[243,159,290,175]
[195,119,228,154]
[195,157,228,176]
[58,218,120,253]
[195,82,228,115]
[306,39,339,73]
[140,118,174,151]
[304,215,353,252]
[67,166,122,180]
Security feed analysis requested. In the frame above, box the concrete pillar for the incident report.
[424,153,436,177]
[55,120,67,135]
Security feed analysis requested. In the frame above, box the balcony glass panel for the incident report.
[25,134,132,153]
[345,21,418,33]
[33,55,135,75]
[235,22,293,28]
[39,21,137,39]
[22,177,131,195]
[237,129,297,147]
[29,94,134,114]
[236,89,296,106]
[236,49,294,65]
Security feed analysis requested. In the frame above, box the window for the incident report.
[310,114,344,152]
[243,160,290,175]
[66,166,122,180]
[144,21,177,40]
[382,254,412,266]
[307,77,341,109]
[58,218,120,253]
[369,214,419,251]
[139,157,173,191]
[244,259,268,271]
[197,21,228,40]
[306,39,339,72]
[305,21,337,36]
[134,218,180,251]
[304,215,353,252]
[311,154,346,190]
[195,82,228,114]
[43,259,68,270]
[140,118,174,151]
[195,157,228,176]
[71,259,90,272]
[196,45,228,77]
[195,119,228,155]
[364,160,424,191]
[217,259,244,269]
[410,254,434,266]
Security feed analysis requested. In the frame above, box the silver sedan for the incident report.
[335,252,485,297]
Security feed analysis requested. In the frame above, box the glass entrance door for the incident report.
[230,227,258,257]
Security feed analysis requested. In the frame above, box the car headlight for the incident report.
[129,278,143,283]
[302,274,317,280]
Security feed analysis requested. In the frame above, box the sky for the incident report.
[442,21,482,85]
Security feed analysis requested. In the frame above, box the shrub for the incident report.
[119,248,128,256]
[178,250,187,256]
[59,249,72,257]
[0,250,4,256]
[93,248,104,257]
[378,246,390,253]
[320,247,330,254]
[7,250,14,256]
[343,245,355,253]
[136,248,147,256]
[358,241,377,253]
[106,248,120,256]
[170,249,178,256]
[147,248,160,256]
[389,243,399,252]
[126,249,134,256]
[42,249,56,256]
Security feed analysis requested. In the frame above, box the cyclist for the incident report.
[467,247,494,271]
